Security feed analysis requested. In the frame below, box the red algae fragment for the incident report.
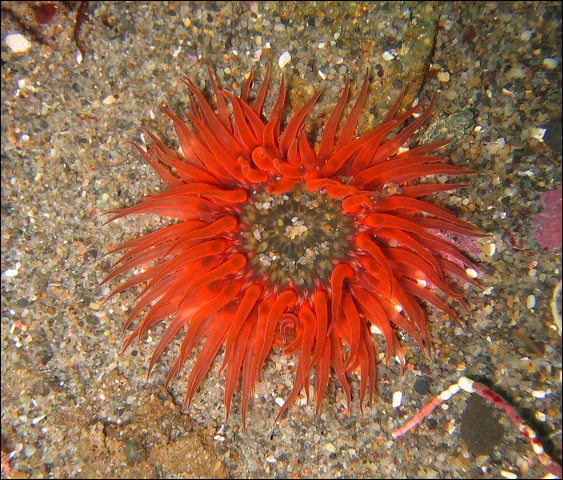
[531,185,562,250]
[34,3,56,24]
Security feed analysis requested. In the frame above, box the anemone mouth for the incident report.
[239,186,352,294]
[102,66,486,426]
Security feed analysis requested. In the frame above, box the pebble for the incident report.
[531,389,547,399]
[5,34,32,53]
[2,3,561,480]
[102,95,117,105]
[466,268,478,279]
[413,378,430,395]
[500,470,519,479]
[535,411,547,422]
[526,295,536,310]
[278,51,292,68]
[542,57,559,69]
[482,242,496,257]
[24,444,36,458]
[392,391,403,408]
[324,442,337,454]
[437,71,450,82]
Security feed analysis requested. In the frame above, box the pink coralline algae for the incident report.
[531,185,562,250]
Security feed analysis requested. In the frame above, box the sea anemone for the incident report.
[102,67,486,425]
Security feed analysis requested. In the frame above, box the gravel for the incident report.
[2,2,561,478]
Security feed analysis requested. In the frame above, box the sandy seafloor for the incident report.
[1,2,561,479]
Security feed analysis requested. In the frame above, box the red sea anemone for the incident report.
[102,67,486,425]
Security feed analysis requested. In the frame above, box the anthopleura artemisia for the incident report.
[103,67,485,425]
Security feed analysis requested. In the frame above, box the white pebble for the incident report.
[4,269,18,277]
[535,411,547,422]
[275,397,285,407]
[530,127,547,141]
[265,455,277,464]
[5,34,31,53]
[531,389,547,399]
[392,390,402,408]
[500,470,519,479]
[278,51,292,68]
[466,268,478,279]
[526,294,536,310]
[543,57,559,70]
[370,324,383,335]
[382,50,395,61]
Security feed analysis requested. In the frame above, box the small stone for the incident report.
[392,390,402,408]
[531,389,546,399]
[278,51,292,68]
[103,95,117,105]
[444,89,457,101]
[413,378,430,395]
[543,57,559,69]
[535,411,547,422]
[506,65,527,79]
[324,442,336,453]
[6,34,32,53]
[23,444,36,457]
[480,242,496,257]
[437,71,450,82]
[123,438,146,465]
[466,268,478,279]
[500,470,519,479]
[461,395,504,456]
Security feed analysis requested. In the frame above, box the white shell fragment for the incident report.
[278,51,292,68]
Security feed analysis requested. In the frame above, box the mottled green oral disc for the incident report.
[240,187,352,291]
